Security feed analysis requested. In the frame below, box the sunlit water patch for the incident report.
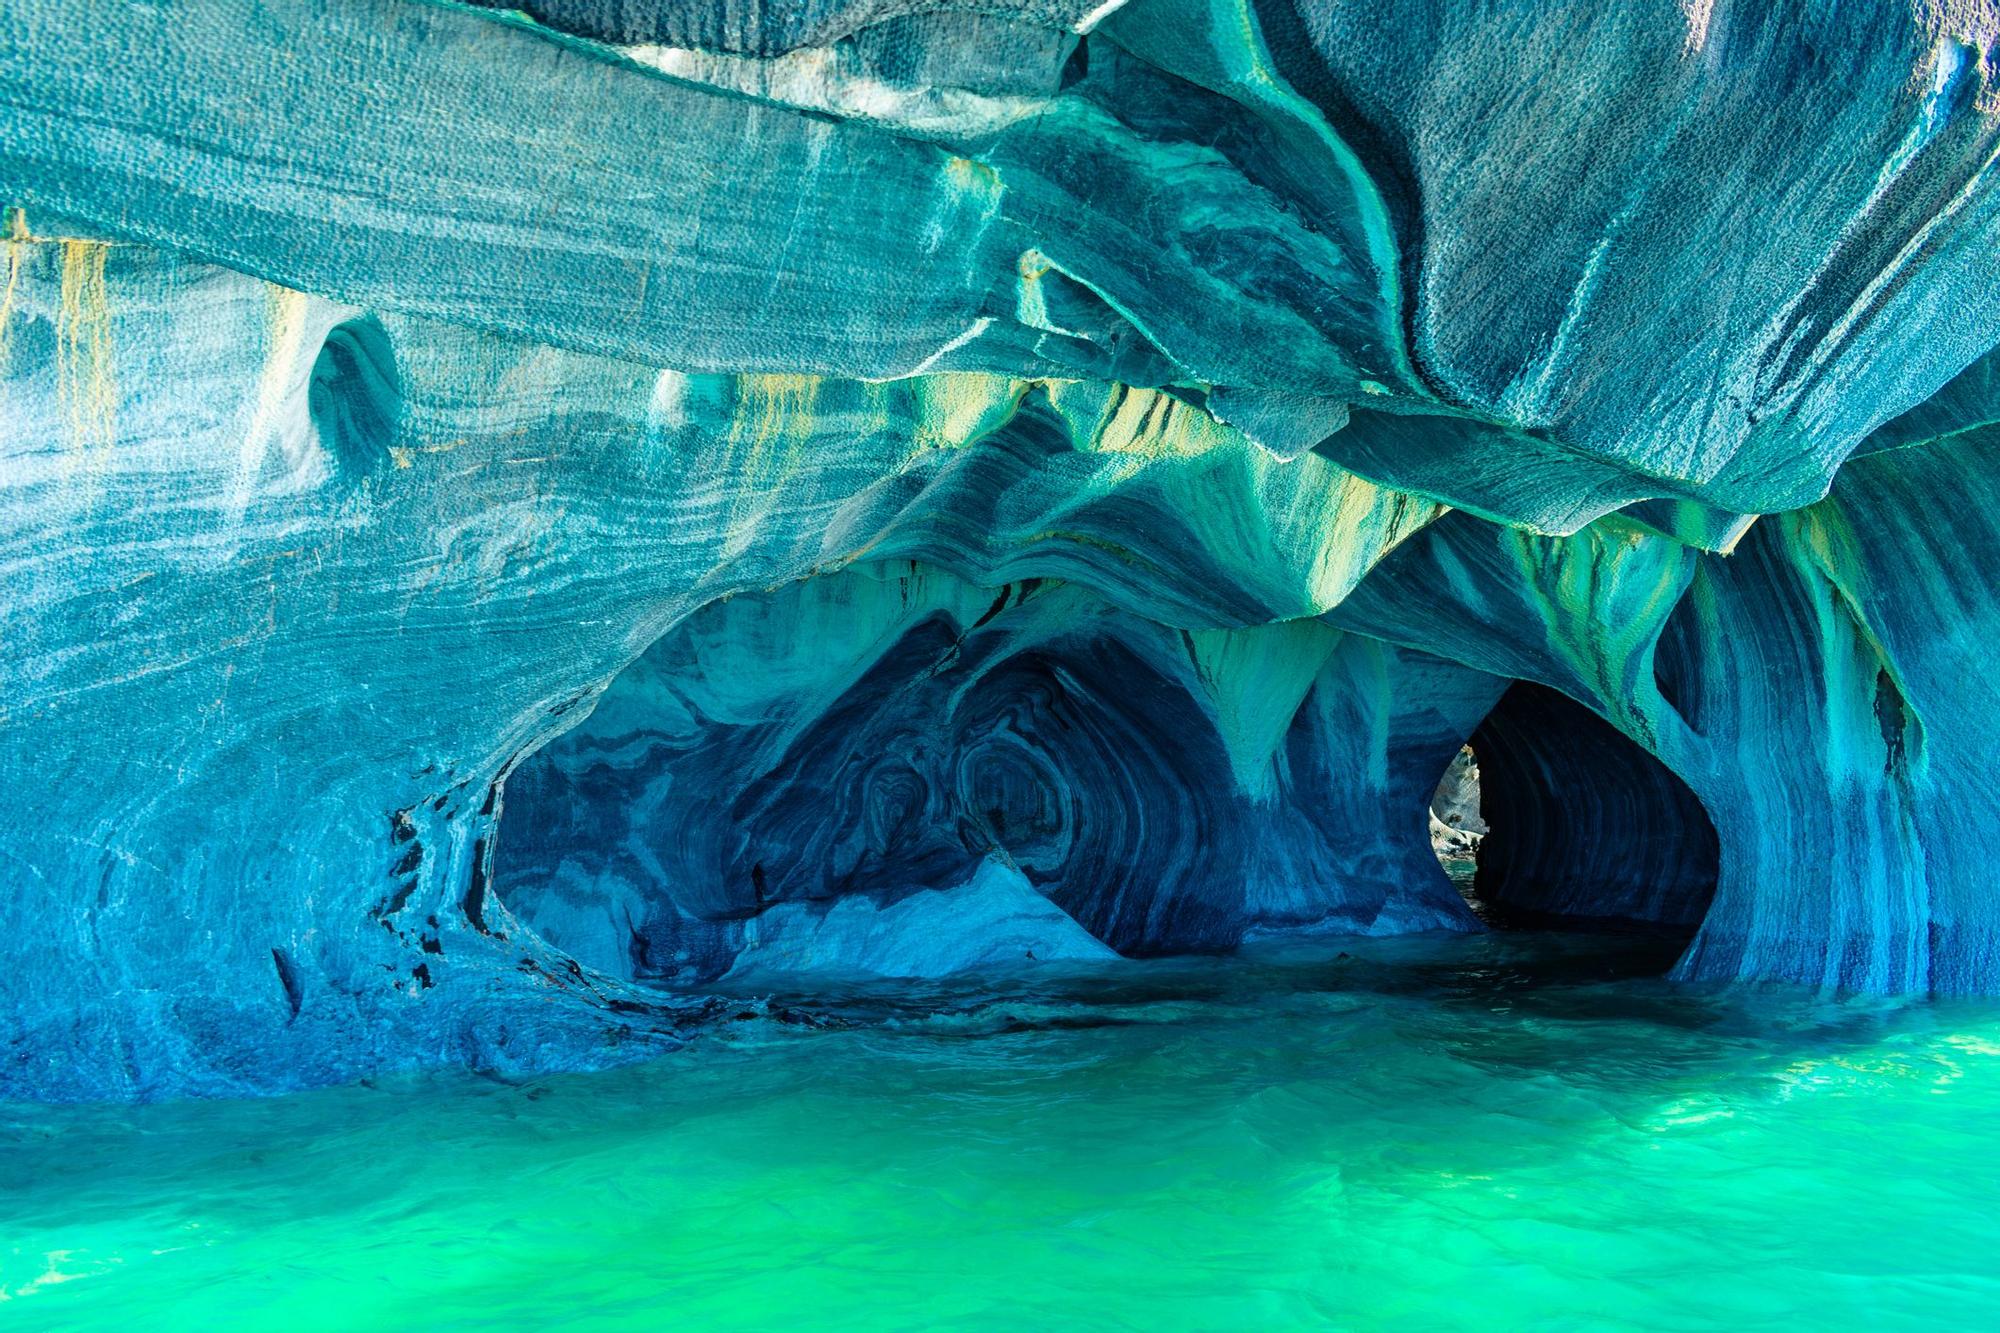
[5,932,1999,1329]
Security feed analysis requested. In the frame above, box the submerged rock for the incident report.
[4,0,2000,1097]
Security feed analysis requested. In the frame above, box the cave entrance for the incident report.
[1431,681,1719,938]
[486,566,1271,990]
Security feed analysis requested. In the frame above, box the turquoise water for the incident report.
[5,931,2000,1330]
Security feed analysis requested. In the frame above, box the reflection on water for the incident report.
[4,931,1997,1329]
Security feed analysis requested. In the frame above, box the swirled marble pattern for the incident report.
[494,564,1497,982]
[5,0,2000,1098]
[1467,683,1719,929]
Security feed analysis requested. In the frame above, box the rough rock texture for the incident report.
[6,0,2000,1098]
[1427,747,1482,873]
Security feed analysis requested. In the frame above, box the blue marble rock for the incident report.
[493,562,1495,984]
[3,0,2000,1098]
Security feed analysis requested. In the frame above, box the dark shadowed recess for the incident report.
[310,314,401,482]
[486,585,1301,991]
[1465,682,1719,937]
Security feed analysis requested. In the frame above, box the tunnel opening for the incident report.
[1433,681,1720,945]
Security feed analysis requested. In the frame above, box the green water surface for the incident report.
[4,932,1998,1330]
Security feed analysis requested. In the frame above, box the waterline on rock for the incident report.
[4,932,1997,1328]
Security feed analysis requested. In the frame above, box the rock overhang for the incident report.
[4,0,2000,1099]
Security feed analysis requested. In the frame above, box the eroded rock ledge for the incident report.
[4,0,2000,1098]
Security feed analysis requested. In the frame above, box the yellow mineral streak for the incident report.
[713,374,826,556]
[1526,521,1686,740]
[0,210,25,386]
[726,373,821,477]
[944,155,999,190]
[1053,384,1226,494]
[1307,475,1437,611]
[1786,504,1927,771]
[909,374,1023,453]
[57,238,117,451]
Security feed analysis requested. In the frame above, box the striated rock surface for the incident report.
[1466,684,1718,929]
[494,562,1490,984]
[5,0,2000,1098]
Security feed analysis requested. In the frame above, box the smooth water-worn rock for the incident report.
[6,0,2000,1099]
[494,562,1492,983]
[0,240,1448,1099]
